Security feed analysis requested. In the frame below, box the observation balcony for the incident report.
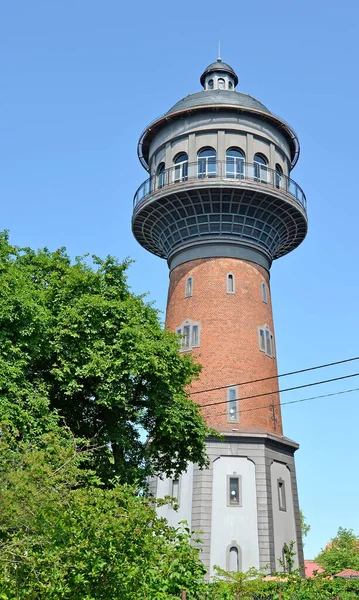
[132,161,308,268]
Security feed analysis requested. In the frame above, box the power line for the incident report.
[200,371,359,410]
[208,386,359,418]
[190,355,359,396]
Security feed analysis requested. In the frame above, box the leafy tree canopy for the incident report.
[316,527,359,574]
[0,231,210,485]
[0,425,208,599]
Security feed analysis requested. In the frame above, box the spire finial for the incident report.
[217,41,221,62]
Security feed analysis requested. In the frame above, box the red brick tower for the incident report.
[133,59,307,575]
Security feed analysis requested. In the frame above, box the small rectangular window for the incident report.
[185,277,193,297]
[258,327,266,352]
[261,281,267,303]
[172,479,179,501]
[258,325,274,358]
[192,324,199,347]
[227,475,242,506]
[227,273,235,294]
[277,478,286,511]
[227,386,238,422]
[183,325,190,348]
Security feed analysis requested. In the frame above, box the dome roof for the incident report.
[200,60,239,86]
[166,89,271,116]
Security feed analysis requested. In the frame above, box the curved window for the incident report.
[228,81,233,89]
[208,79,214,89]
[185,276,193,297]
[229,547,239,571]
[227,273,235,294]
[198,147,216,178]
[226,148,245,179]
[218,78,225,89]
[254,153,268,183]
[275,163,283,189]
[157,163,166,188]
[226,543,242,572]
[174,152,188,183]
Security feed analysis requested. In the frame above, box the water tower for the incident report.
[132,58,306,575]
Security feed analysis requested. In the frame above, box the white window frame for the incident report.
[277,478,287,512]
[258,324,275,358]
[185,276,193,297]
[176,319,200,352]
[261,281,267,303]
[227,386,239,423]
[227,474,242,507]
[226,272,235,294]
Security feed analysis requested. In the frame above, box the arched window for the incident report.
[254,153,268,183]
[208,79,214,89]
[174,152,188,183]
[227,273,235,294]
[185,276,193,297]
[218,78,225,89]
[226,148,245,179]
[228,81,233,89]
[198,147,216,178]
[157,163,166,188]
[226,543,242,572]
[229,547,239,571]
[275,164,283,189]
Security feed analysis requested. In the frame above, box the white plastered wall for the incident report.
[156,463,194,529]
[270,461,298,571]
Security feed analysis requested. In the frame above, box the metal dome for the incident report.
[200,60,239,87]
[166,89,271,116]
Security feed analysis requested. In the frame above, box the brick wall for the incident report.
[166,257,282,435]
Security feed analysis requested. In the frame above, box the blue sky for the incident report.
[1,0,359,559]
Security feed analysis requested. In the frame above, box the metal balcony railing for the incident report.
[133,161,306,211]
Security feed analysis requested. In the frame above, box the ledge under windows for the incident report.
[176,319,200,351]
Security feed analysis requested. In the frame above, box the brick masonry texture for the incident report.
[166,257,283,434]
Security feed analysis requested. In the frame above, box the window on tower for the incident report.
[227,386,239,422]
[173,152,188,183]
[185,276,193,297]
[226,147,245,179]
[258,324,275,358]
[176,319,200,351]
[218,78,225,89]
[275,164,283,189]
[253,153,268,183]
[198,147,217,178]
[277,478,286,511]
[208,79,214,89]
[261,281,267,303]
[227,474,242,506]
[157,162,166,189]
[227,273,235,294]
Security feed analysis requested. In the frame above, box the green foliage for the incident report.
[299,510,311,540]
[0,231,211,485]
[315,527,359,575]
[278,541,296,574]
[205,571,359,599]
[0,425,208,599]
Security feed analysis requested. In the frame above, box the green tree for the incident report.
[0,425,208,600]
[0,231,210,485]
[300,509,311,540]
[316,527,359,574]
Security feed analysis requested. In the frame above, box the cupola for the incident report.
[200,57,238,91]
